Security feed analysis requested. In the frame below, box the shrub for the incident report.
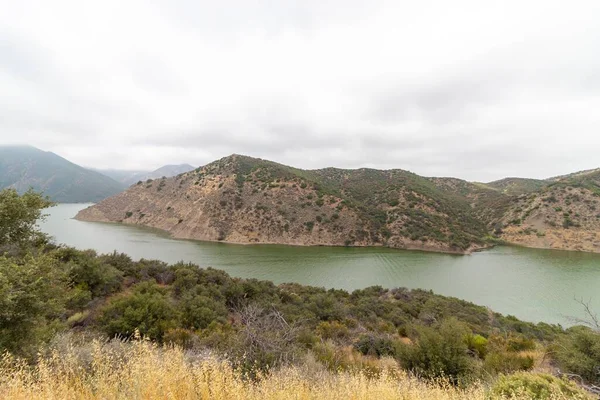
[396,319,477,383]
[484,351,534,374]
[316,321,350,342]
[0,254,68,356]
[490,372,590,399]
[467,334,488,359]
[553,326,600,385]
[355,334,396,357]
[99,282,180,342]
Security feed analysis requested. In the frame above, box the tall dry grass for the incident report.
[0,337,589,400]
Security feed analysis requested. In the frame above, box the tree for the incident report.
[0,254,68,355]
[0,189,53,249]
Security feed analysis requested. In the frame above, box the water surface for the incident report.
[40,203,600,326]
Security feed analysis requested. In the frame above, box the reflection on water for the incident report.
[40,203,600,326]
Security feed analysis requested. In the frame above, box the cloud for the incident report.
[0,0,599,181]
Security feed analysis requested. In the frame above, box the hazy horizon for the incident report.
[3,143,597,183]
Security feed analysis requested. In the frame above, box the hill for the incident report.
[75,155,600,254]
[0,146,125,203]
[77,155,494,253]
[96,164,195,186]
[498,170,600,252]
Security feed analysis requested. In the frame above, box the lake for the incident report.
[40,203,600,327]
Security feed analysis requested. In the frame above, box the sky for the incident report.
[1,0,599,182]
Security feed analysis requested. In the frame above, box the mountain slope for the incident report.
[498,171,600,252]
[0,146,125,202]
[76,155,491,253]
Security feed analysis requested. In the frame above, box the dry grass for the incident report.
[0,338,589,400]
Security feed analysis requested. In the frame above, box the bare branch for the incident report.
[568,297,600,331]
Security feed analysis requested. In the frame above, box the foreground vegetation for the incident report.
[0,337,592,400]
[1,188,599,398]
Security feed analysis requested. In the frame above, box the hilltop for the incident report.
[0,146,125,202]
[76,155,600,254]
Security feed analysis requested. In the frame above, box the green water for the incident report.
[40,203,600,326]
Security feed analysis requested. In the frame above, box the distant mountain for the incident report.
[0,146,125,203]
[77,154,600,254]
[92,169,147,185]
[96,164,195,186]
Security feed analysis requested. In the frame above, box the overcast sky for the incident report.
[1,1,599,181]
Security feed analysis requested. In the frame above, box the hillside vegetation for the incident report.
[0,145,124,202]
[497,172,600,252]
[0,339,592,400]
[1,189,599,399]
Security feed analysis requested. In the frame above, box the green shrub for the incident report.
[484,351,534,374]
[0,254,68,356]
[396,318,477,383]
[355,334,396,357]
[99,281,180,342]
[553,326,600,385]
[467,334,488,359]
[316,321,350,342]
[490,372,590,399]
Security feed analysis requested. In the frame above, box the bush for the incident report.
[99,282,180,341]
[467,334,488,359]
[484,351,534,375]
[396,319,477,383]
[316,321,350,342]
[355,334,396,357]
[0,254,68,356]
[553,326,600,385]
[490,372,591,399]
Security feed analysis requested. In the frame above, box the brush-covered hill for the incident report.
[0,146,125,202]
[75,155,600,254]
[77,155,495,253]
[498,170,600,252]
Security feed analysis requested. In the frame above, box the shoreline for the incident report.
[74,214,486,255]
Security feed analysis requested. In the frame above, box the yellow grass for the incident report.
[0,339,587,400]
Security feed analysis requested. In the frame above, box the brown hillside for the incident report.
[76,155,489,254]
